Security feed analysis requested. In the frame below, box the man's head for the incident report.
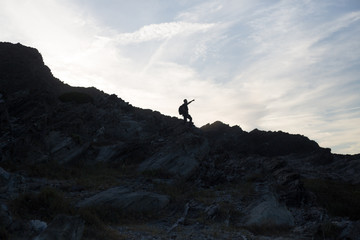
[183,99,188,103]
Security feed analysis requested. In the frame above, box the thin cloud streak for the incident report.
[116,21,216,44]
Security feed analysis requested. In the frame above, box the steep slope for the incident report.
[1,42,360,240]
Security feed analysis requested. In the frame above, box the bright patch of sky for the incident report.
[1,0,359,154]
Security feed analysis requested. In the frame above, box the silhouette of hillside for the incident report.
[1,42,360,240]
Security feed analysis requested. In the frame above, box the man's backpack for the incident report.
[178,104,185,115]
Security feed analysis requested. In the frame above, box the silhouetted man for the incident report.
[179,99,195,124]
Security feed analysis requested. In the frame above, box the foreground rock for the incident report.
[77,187,170,214]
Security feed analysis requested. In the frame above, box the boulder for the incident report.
[77,187,169,214]
[245,195,295,228]
[138,133,209,178]
[34,215,84,240]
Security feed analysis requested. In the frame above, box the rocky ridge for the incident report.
[1,42,360,240]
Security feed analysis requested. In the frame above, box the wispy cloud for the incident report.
[116,21,216,44]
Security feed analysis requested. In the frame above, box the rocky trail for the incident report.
[1,42,360,240]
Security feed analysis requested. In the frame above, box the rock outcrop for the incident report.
[1,42,360,240]
[138,130,209,178]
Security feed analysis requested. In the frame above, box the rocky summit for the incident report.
[0,42,360,240]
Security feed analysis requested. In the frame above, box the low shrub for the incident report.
[314,221,342,240]
[25,160,73,180]
[78,207,121,240]
[58,91,93,104]
[0,227,9,240]
[141,169,172,179]
[246,222,291,236]
[80,205,128,225]
[9,187,74,221]
[10,187,121,240]
[304,178,360,220]
[214,181,256,203]
[79,204,158,226]
[155,179,197,206]
[23,161,131,190]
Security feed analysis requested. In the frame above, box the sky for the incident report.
[1,0,360,154]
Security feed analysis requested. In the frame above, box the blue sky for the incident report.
[1,0,359,154]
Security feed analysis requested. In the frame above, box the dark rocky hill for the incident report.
[1,42,360,240]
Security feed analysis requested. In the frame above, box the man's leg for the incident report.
[188,114,192,123]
